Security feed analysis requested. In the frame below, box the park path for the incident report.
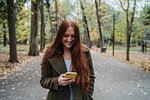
[0,56,47,100]
[0,50,150,100]
[92,50,150,100]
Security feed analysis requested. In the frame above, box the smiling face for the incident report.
[62,27,75,49]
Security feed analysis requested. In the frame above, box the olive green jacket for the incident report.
[40,47,95,100]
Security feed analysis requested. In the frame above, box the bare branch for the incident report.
[127,0,130,11]
[129,0,136,31]
[119,0,127,11]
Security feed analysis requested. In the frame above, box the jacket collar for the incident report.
[48,55,67,75]
[47,46,89,75]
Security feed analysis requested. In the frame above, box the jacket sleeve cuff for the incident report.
[50,77,63,91]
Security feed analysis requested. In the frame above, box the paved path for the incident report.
[0,50,150,100]
[0,57,47,100]
[92,50,150,100]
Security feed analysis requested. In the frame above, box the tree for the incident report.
[143,5,150,25]
[3,23,7,46]
[95,0,103,52]
[57,0,70,21]
[28,0,39,56]
[6,0,18,62]
[115,12,126,45]
[112,14,115,56]
[0,0,7,46]
[40,0,45,51]
[46,0,54,42]
[80,0,91,48]
[81,1,98,45]
[16,6,30,44]
[119,0,136,61]
[54,0,58,35]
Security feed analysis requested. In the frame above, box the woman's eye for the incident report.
[64,35,69,37]
[71,35,75,38]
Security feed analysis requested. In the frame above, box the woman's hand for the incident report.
[58,74,75,86]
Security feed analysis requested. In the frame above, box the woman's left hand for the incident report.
[58,74,75,86]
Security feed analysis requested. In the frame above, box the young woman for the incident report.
[40,19,95,100]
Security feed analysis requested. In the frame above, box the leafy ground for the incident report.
[0,51,43,76]
[92,46,150,72]
[0,44,44,76]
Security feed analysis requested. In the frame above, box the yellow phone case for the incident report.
[65,72,77,79]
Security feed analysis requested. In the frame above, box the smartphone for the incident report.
[65,72,77,79]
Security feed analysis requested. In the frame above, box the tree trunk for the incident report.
[95,0,103,52]
[129,0,136,30]
[3,22,6,46]
[112,15,115,56]
[40,0,45,51]
[28,0,39,56]
[7,0,18,62]
[126,0,136,61]
[80,0,91,48]
[54,0,58,35]
[84,16,91,48]
[46,1,54,42]
[83,23,87,45]
[126,12,130,61]
[119,0,136,61]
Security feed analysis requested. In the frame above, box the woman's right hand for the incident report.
[58,74,75,86]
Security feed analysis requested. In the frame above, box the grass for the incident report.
[0,44,29,52]
[1,44,150,52]
[114,46,150,52]
[0,44,50,52]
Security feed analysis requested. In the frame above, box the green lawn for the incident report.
[0,44,29,52]
[0,44,50,52]
[0,44,150,52]
[114,46,150,52]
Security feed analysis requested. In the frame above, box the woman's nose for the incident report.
[68,36,72,41]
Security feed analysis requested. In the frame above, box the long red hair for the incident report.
[41,19,90,93]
